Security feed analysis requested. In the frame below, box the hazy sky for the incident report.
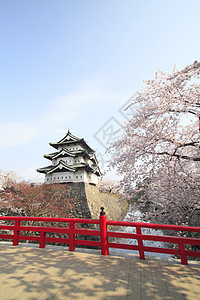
[0,0,200,181]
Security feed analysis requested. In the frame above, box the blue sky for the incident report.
[0,0,200,181]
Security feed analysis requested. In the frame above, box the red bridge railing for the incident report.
[0,207,199,265]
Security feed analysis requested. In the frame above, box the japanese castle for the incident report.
[37,131,102,186]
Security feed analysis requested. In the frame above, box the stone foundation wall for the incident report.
[63,182,91,219]
[62,182,128,221]
[99,192,128,221]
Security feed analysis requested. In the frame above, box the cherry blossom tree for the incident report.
[108,61,200,227]
[0,180,73,218]
[0,180,75,242]
[99,180,121,194]
[0,170,18,190]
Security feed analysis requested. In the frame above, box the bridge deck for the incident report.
[0,242,199,300]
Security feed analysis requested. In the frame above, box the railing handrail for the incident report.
[0,209,199,265]
[107,220,200,232]
[0,216,100,224]
[1,216,199,232]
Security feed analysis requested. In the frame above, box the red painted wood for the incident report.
[69,221,75,251]
[108,242,139,251]
[13,220,20,246]
[0,216,100,224]
[39,231,46,248]
[0,234,13,239]
[100,214,109,255]
[136,226,145,260]
[185,250,200,258]
[106,220,200,232]
[0,225,14,230]
[75,240,101,247]
[141,246,179,255]
[73,229,100,236]
[107,231,200,245]
[0,215,199,264]
[19,235,40,242]
[178,242,188,265]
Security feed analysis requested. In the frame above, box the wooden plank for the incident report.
[164,258,198,300]
[140,257,156,300]
[96,255,124,299]
[126,255,142,300]
[148,258,175,300]
[0,243,199,300]
[81,256,117,299]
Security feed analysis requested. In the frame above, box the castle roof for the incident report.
[44,147,92,161]
[37,160,102,176]
[49,130,94,153]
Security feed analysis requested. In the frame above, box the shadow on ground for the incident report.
[0,242,199,299]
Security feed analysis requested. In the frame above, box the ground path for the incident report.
[0,242,199,300]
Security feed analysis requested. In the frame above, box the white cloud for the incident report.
[0,122,41,147]
[43,79,114,126]
[0,79,122,149]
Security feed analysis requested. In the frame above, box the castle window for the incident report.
[69,176,71,178]
[58,177,59,179]
[76,176,78,179]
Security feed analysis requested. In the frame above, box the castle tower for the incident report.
[37,130,102,186]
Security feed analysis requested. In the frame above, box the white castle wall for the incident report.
[45,170,98,185]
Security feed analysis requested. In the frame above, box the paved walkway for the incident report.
[0,242,199,300]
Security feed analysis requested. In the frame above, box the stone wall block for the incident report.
[60,182,128,221]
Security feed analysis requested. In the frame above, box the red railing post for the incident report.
[100,207,109,255]
[13,220,20,246]
[39,231,46,248]
[178,242,188,265]
[136,226,145,260]
[69,221,75,251]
